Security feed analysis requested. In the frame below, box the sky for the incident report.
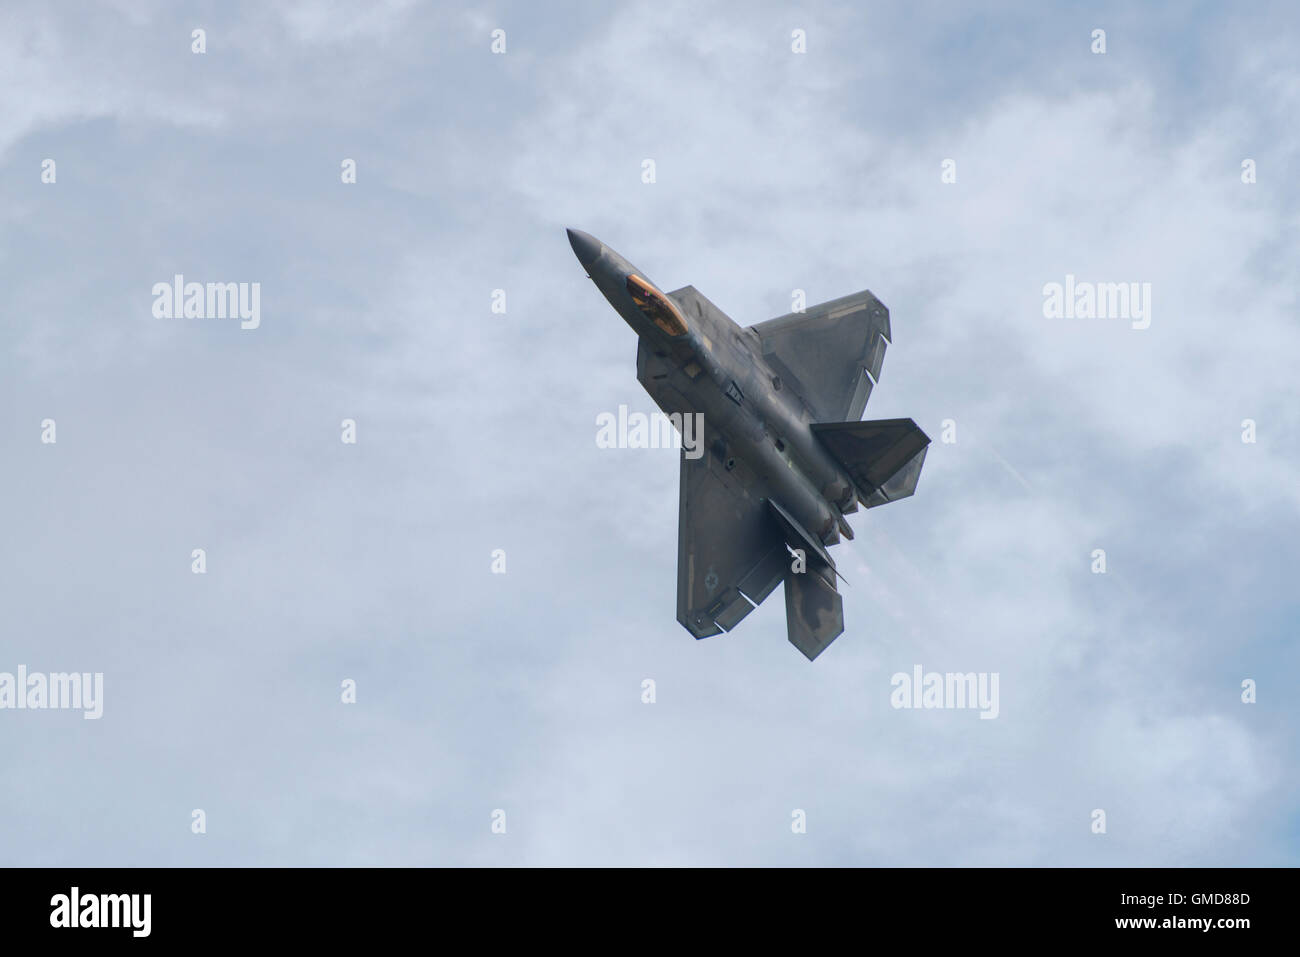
[1,0,1296,866]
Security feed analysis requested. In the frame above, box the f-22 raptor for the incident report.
[568,229,929,660]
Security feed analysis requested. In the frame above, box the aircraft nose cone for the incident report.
[566,228,602,269]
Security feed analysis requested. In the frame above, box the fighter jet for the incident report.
[568,228,928,660]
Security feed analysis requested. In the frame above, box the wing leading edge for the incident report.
[749,290,891,423]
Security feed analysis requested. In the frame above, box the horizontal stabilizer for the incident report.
[766,500,845,660]
[784,554,843,660]
[766,499,836,574]
[812,418,930,508]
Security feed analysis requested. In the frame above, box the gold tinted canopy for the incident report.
[626,274,688,337]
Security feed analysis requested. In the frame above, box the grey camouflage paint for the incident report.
[568,228,929,660]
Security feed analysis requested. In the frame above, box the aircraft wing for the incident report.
[635,337,789,639]
[749,291,891,423]
[635,336,841,655]
[676,446,789,639]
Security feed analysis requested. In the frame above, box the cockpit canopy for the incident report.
[626,274,688,337]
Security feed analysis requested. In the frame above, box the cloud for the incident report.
[0,0,1294,866]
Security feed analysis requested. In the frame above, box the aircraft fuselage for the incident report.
[568,228,855,546]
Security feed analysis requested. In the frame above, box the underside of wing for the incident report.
[676,444,789,639]
[749,291,891,423]
[636,337,790,639]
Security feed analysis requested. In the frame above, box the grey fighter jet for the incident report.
[568,228,928,660]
